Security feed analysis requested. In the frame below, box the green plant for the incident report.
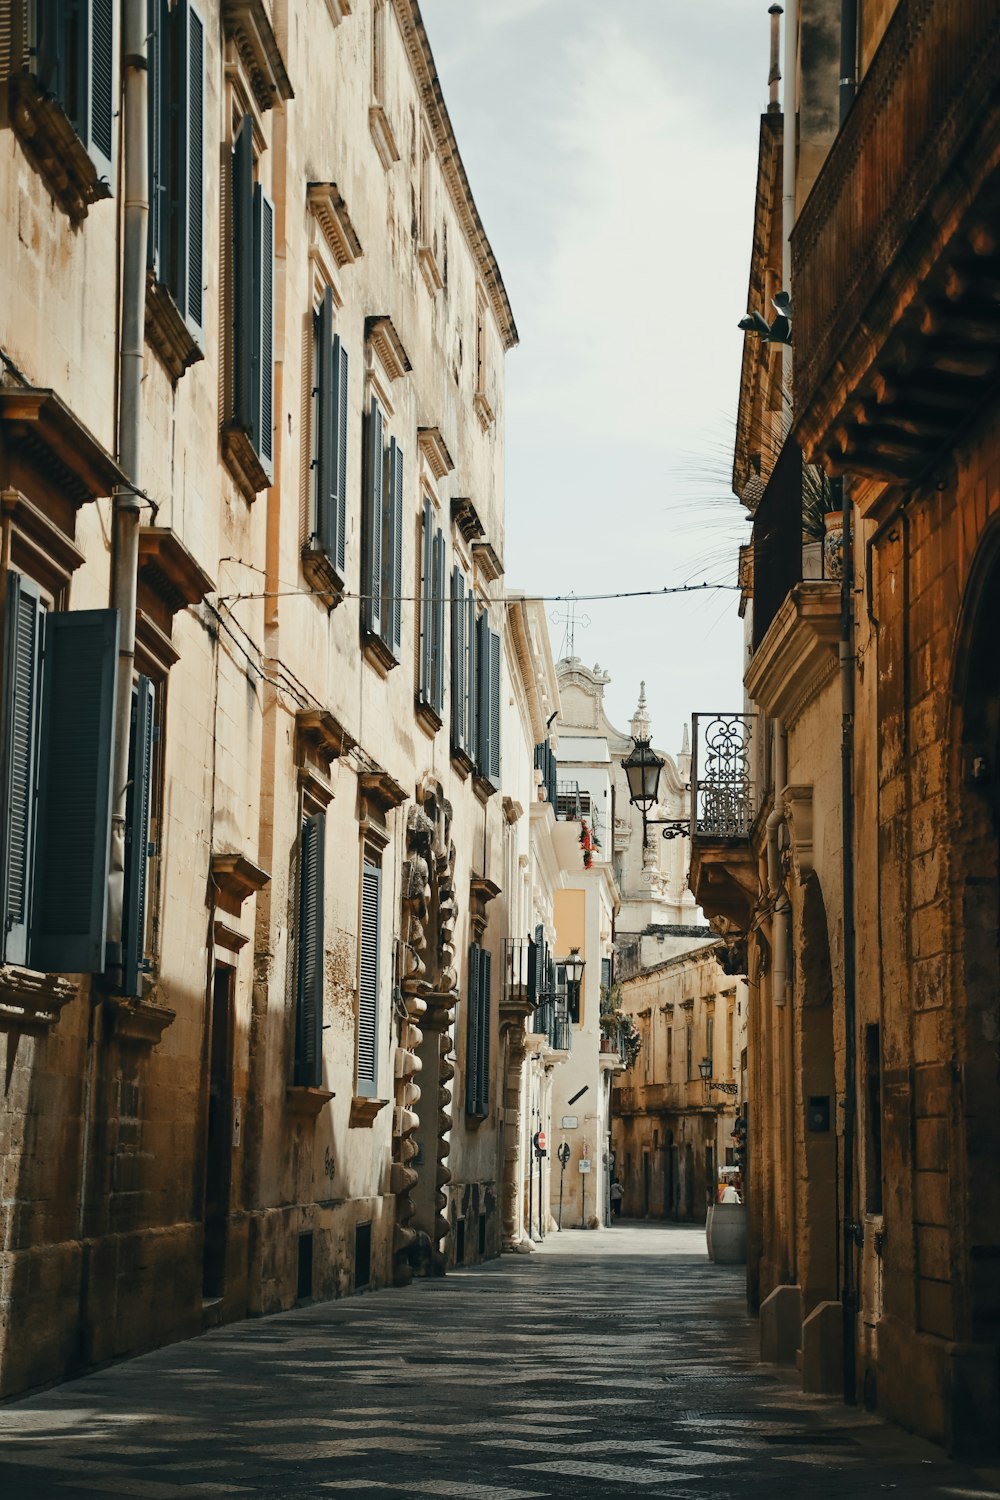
[801,462,840,541]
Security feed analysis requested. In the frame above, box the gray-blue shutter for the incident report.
[476,608,490,775]
[526,934,538,1005]
[334,337,348,574]
[357,861,381,1096]
[432,530,445,715]
[253,184,275,480]
[232,118,254,434]
[316,287,335,554]
[466,591,477,765]
[295,811,325,1087]
[167,1,187,311]
[418,497,432,703]
[35,0,62,94]
[30,609,119,973]
[362,397,384,637]
[1,575,44,967]
[384,438,403,654]
[87,0,114,182]
[478,946,492,1115]
[147,0,168,279]
[183,2,205,337]
[122,676,155,996]
[465,941,481,1115]
[450,567,466,753]
[488,625,501,786]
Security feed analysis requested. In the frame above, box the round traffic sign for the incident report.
[535,1129,547,1153]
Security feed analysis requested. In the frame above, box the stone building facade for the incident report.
[691,0,1000,1458]
[0,0,549,1399]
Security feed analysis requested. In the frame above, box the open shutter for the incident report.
[357,860,381,1096]
[334,338,348,573]
[488,625,501,786]
[450,567,466,753]
[167,1,188,312]
[316,287,335,555]
[35,0,62,93]
[476,608,490,776]
[295,811,325,1087]
[30,609,118,973]
[478,946,492,1115]
[362,398,384,637]
[418,497,432,703]
[526,935,538,1006]
[87,0,114,182]
[253,183,275,479]
[384,438,403,654]
[1,575,44,967]
[184,2,205,336]
[232,118,254,434]
[465,941,481,1115]
[466,592,478,766]
[147,0,168,279]
[122,676,155,996]
[432,530,445,714]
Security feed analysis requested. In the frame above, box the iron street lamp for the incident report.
[621,734,689,845]
[698,1056,739,1098]
[563,946,585,985]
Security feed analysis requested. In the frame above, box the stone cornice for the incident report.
[307,182,364,268]
[221,0,294,111]
[416,426,454,480]
[744,582,841,728]
[391,0,518,351]
[365,316,412,382]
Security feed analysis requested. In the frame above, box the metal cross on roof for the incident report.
[551,592,591,660]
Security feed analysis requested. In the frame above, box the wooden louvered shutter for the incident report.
[526,934,538,1006]
[418,497,432,703]
[465,941,481,1115]
[478,945,492,1115]
[295,811,325,1087]
[87,0,114,181]
[232,118,254,434]
[384,438,403,654]
[488,625,501,786]
[432,530,445,714]
[30,609,119,974]
[362,398,384,637]
[35,0,62,93]
[1,575,44,967]
[334,338,348,574]
[466,591,477,766]
[184,2,205,337]
[357,860,381,1096]
[450,568,465,753]
[122,676,155,997]
[476,608,490,776]
[253,183,275,480]
[147,0,168,280]
[316,287,335,555]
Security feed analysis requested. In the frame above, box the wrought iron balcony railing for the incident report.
[532,999,572,1054]
[690,712,757,840]
[503,935,539,1007]
[555,780,585,822]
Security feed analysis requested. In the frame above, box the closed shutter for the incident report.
[362,398,384,637]
[384,438,403,654]
[147,0,168,279]
[30,609,119,974]
[122,676,155,997]
[184,2,205,336]
[418,497,432,703]
[526,934,538,1005]
[432,530,445,714]
[334,337,348,574]
[465,940,481,1115]
[295,811,325,1088]
[232,118,254,434]
[466,591,477,767]
[88,0,114,181]
[488,625,501,785]
[316,286,335,555]
[253,183,275,479]
[1,575,44,967]
[357,860,381,1096]
[450,567,465,752]
[478,946,492,1115]
[35,0,62,94]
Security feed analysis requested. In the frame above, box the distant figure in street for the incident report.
[610,1178,623,1219]
[719,1182,740,1204]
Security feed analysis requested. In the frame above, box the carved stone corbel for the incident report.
[782,784,815,883]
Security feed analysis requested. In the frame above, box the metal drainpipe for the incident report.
[840,484,858,1405]
[766,722,794,1279]
[107,0,149,977]
[781,0,797,420]
[839,0,859,126]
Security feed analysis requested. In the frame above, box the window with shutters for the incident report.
[361,397,404,673]
[8,0,116,221]
[294,811,326,1088]
[416,497,445,729]
[473,288,494,430]
[0,571,119,977]
[146,0,205,380]
[222,114,275,503]
[471,605,501,792]
[450,566,470,765]
[303,286,349,598]
[465,941,491,1119]
[369,0,400,169]
[356,855,382,1098]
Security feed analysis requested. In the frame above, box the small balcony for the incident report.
[751,438,840,651]
[531,998,572,1055]
[688,712,761,928]
[792,0,1000,487]
[555,780,587,822]
[503,936,538,1017]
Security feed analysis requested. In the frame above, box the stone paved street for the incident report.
[2,1222,999,1500]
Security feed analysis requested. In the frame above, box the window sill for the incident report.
[8,73,111,223]
[415,698,443,739]
[301,544,346,607]
[222,425,271,503]
[350,1095,389,1128]
[473,390,495,432]
[106,993,176,1049]
[145,273,204,383]
[0,965,77,1035]
[286,1084,335,1118]
[369,103,400,169]
[451,746,474,779]
[472,773,497,804]
[418,245,444,296]
[362,633,399,678]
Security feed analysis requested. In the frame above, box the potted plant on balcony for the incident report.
[802,463,842,580]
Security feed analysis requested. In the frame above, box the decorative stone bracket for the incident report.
[782,784,815,884]
[350,1095,389,1128]
[0,966,77,1034]
[105,994,176,1049]
[210,852,270,918]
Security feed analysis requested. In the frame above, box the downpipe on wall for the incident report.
[840,483,859,1405]
[766,722,795,1281]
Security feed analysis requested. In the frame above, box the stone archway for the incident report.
[392,775,459,1285]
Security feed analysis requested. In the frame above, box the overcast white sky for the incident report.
[420,0,765,750]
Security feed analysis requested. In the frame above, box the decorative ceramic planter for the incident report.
[824,510,844,580]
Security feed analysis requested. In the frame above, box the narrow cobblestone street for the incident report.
[1,1223,998,1499]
